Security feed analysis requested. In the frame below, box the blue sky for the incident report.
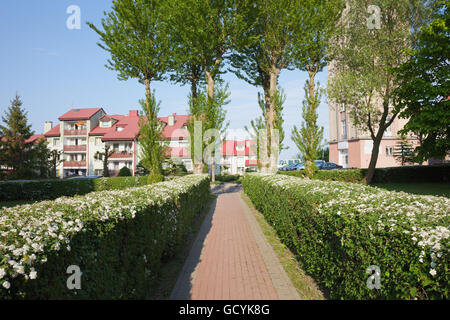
[0,0,330,160]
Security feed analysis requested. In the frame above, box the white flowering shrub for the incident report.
[0,174,210,299]
[243,174,449,299]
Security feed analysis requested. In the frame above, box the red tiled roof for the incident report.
[44,124,61,137]
[25,134,45,144]
[100,113,190,141]
[159,114,191,140]
[100,113,140,141]
[222,140,256,156]
[58,108,104,120]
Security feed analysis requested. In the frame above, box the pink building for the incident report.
[327,81,421,169]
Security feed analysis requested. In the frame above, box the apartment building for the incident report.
[328,96,421,169]
[42,108,192,177]
[220,140,257,174]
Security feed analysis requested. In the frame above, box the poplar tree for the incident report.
[229,0,299,173]
[88,0,169,181]
[291,0,344,177]
[168,0,246,174]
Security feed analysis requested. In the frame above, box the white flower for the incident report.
[2,281,10,289]
[29,268,37,280]
[429,269,437,277]
[0,268,5,280]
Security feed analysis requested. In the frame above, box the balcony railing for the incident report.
[63,161,87,168]
[109,151,133,159]
[64,145,87,152]
[64,129,87,136]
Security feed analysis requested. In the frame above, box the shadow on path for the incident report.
[170,184,241,299]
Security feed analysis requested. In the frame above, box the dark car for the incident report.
[321,162,343,170]
[293,163,305,171]
[280,164,296,171]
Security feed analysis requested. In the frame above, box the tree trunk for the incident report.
[144,78,151,113]
[305,70,317,177]
[205,70,215,181]
[364,136,382,184]
[267,67,280,174]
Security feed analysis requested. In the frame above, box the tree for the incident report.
[230,0,302,173]
[291,0,344,176]
[291,83,325,177]
[168,0,245,174]
[394,0,449,162]
[187,84,230,181]
[319,146,329,162]
[245,89,287,172]
[48,149,63,179]
[33,138,52,178]
[95,145,114,177]
[0,94,35,179]
[138,95,167,182]
[328,0,433,184]
[88,0,169,180]
[118,166,132,177]
[393,134,416,166]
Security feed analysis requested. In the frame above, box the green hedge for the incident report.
[0,176,150,202]
[243,174,449,299]
[280,169,364,183]
[215,174,241,182]
[279,164,450,184]
[0,174,210,299]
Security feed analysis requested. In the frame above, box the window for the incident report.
[95,137,102,146]
[341,119,347,139]
[116,126,124,132]
[340,104,346,112]
[53,138,60,146]
[386,146,393,156]
[384,118,392,136]
[100,121,110,128]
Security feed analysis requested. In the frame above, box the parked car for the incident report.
[293,163,305,171]
[280,164,296,171]
[321,162,343,170]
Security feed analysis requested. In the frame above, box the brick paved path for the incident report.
[170,184,299,300]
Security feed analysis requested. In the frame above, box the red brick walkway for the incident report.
[170,184,282,300]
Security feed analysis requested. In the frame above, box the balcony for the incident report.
[64,129,87,136]
[63,161,87,168]
[109,151,133,159]
[64,145,87,152]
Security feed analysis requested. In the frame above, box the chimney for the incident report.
[44,121,53,133]
[168,113,175,126]
[129,110,139,117]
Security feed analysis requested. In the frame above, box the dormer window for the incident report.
[116,126,124,132]
[100,121,111,128]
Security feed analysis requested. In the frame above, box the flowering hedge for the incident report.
[0,176,150,202]
[243,174,449,299]
[0,175,210,299]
